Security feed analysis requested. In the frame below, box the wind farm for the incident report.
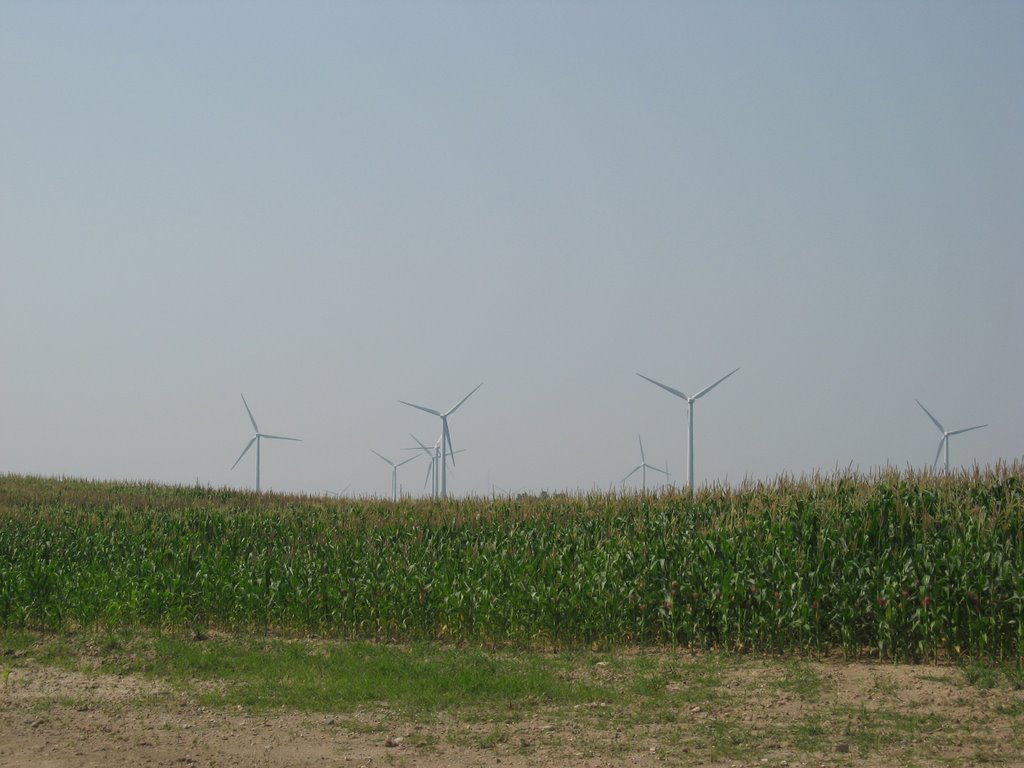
[209,373,1006,499]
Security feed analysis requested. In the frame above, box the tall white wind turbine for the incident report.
[915,400,987,472]
[399,383,482,499]
[636,368,739,495]
[622,434,668,493]
[370,450,418,502]
[231,394,301,492]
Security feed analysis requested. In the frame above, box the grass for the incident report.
[834,705,945,756]
[116,635,613,717]
[6,629,1024,765]
[774,659,826,699]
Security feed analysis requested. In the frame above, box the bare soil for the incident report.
[2,654,1022,768]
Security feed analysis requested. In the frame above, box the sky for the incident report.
[2,2,1022,498]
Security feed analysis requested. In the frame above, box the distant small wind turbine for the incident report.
[406,434,440,497]
[325,484,351,498]
[636,368,739,495]
[399,383,482,499]
[406,433,465,498]
[371,450,419,502]
[493,484,526,498]
[231,394,301,492]
[622,434,668,492]
[915,400,987,472]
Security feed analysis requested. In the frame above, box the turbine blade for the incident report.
[693,368,740,400]
[261,434,301,442]
[370,449,395,467]
[423,461,433,489]
[916,400,945,434]
[231,437,257,470]
[398,400,441,417]
[646,463,669,476]
[636,373,689,400]
[409,434,435,456]
[622,465,642,483]
[933,438,944,468]
[396,454,419,468]
[444,383,483,416]
[240,394,259,432]
[948,424,987,437]
[638,434,646,463]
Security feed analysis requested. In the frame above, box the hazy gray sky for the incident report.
[3,2,1021,497]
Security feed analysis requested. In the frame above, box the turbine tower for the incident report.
[371,449,418,502]
[915,400,987,472]
[622,434,668,492]
[231,394,301,492]
[636,368,739,495]
[399,383,482,499]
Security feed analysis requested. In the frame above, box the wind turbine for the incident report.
[399,383,482,499]
[493,484,526,499]
[636,368,739,495]
[325,484,351,499]
[661,461,673,492]
[370,450,418,502]
[231,394,301,492]
[915,400,987,472]
[622,434,668,492]
[406,433,465,498]
[406,434,439,497]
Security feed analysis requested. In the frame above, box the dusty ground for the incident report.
[2,652,1022,768]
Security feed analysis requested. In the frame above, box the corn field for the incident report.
[1,467,1022,660]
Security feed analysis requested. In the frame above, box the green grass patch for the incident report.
[698,718,758,760]
[834,705,945,756]
[774,659,825,699]
[961,661,1024,690]
[0,630,38,654]
[111,635,612,717]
